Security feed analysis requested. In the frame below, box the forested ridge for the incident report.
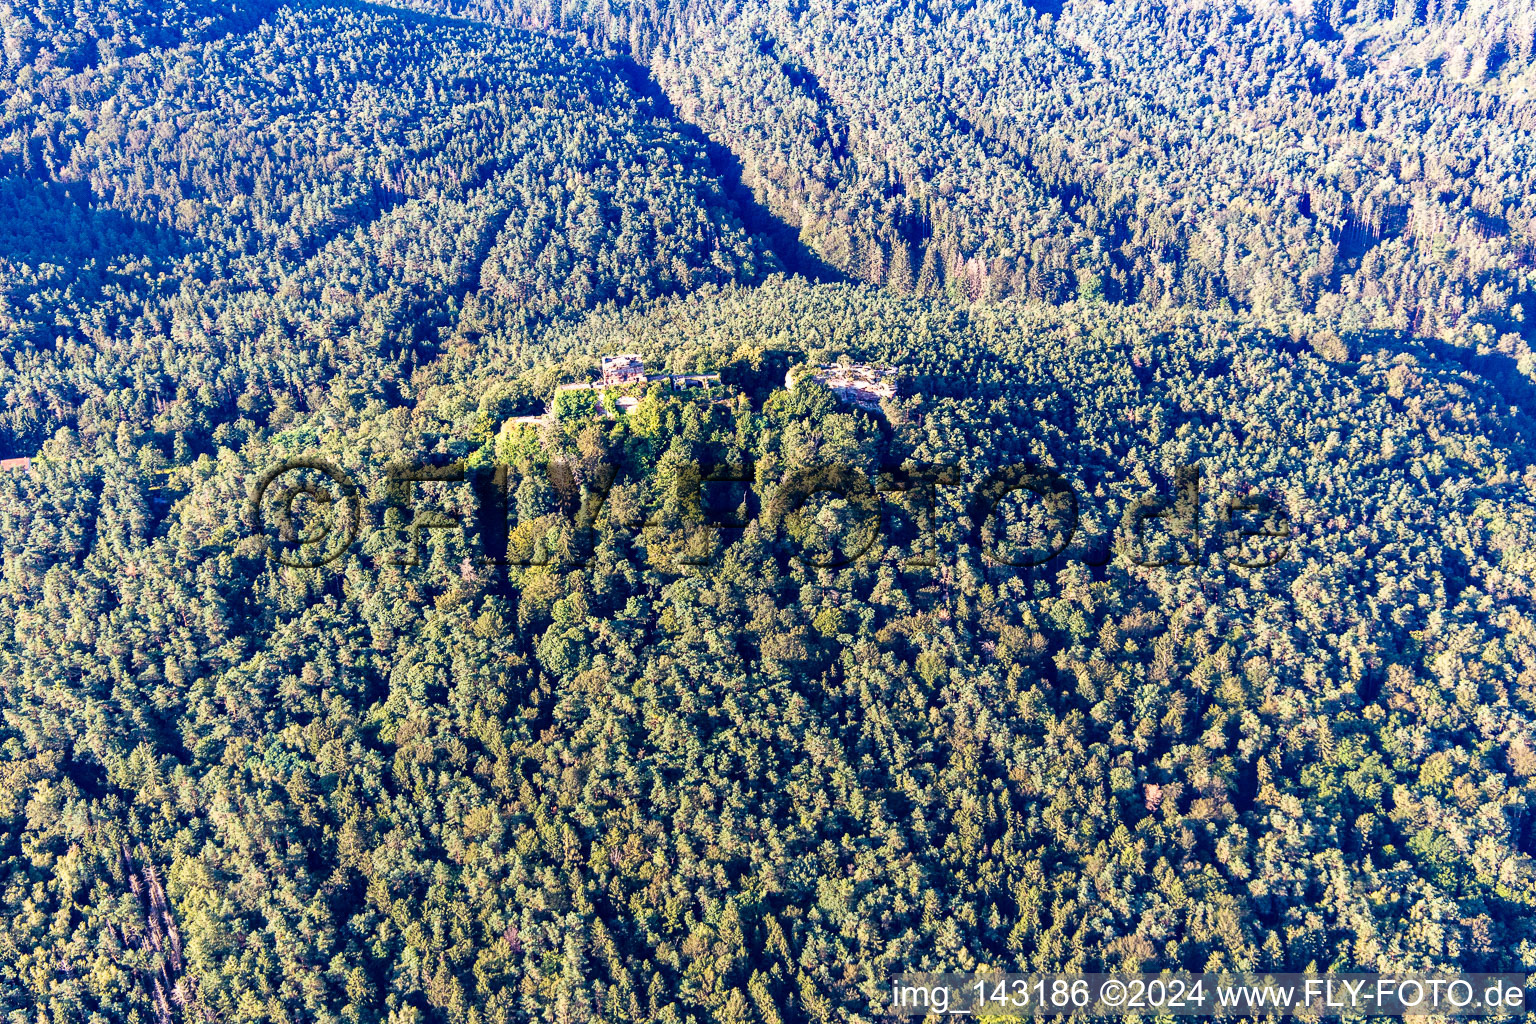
[381,0,1536,336]
[0,0,772,457]
[1,0,1535,1021]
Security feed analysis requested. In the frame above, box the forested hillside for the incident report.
[0,0,771,456]
[387,0,1536,340]
[1,0,1535,1021]
[6,284,1536,1021]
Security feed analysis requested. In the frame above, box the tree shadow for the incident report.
[606,53,847,284]
[1355,327,1536,445]
[7,0,282,76]
[0,175,189,271]
[346,1,845,283]
[0,176,193,452]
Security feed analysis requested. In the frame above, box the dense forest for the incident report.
[383,0,1536,334]
[1,0,1535,1021]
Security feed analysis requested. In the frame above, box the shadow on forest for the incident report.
[0,176,193,455]
[0,175,189,275]
[608,54,848,285]
[1357,326,1536,443]
[10,0,283,77]
[347,0,845,282]
[1261,324,1536,449]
